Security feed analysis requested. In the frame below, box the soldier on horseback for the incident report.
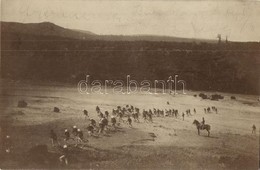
[193,119,211,137]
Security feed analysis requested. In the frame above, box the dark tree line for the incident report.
[1,32,260,94]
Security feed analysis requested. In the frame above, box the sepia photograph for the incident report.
[0,0,260,169]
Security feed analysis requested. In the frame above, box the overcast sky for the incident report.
[1,0,260,41]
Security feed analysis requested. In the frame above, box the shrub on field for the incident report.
[17,100,28,108]
[53,107,60,113]
[211,94,224,100]
[231,96,236,100]
[199,93,208,99]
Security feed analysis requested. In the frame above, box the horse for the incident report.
[193,119,211,137]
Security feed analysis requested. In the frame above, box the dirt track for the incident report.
[0,81,259,169]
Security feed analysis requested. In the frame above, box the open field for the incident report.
[0,80,259,169]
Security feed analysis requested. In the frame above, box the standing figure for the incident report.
[105,111,109,119]
[136,111,140,122]
[148,113,153,123]
[118,112,123,122]
[98,120,105,134]
[127,116,132,127]
[143,110,147,122]
[4,135,12,153]
[111,116,117,127]
[207,107,210,113]
[90,119,96,127]
[83,110,89,120]
[76,129,87,144]
[201,117,205,129]
[252,124,256,134]
[50,130,58,146]
[72,126,78,136]
[59,145,69,166]
[96,106,100,113]
[64,129,72,141]
[87,124,94,136]
[102,117,109,131]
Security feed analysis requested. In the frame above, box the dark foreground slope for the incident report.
[1,22,260,94]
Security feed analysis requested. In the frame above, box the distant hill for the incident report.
[1,21,96,40]
[1,21,217,43]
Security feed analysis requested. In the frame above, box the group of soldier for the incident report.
[1,102,257,167]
